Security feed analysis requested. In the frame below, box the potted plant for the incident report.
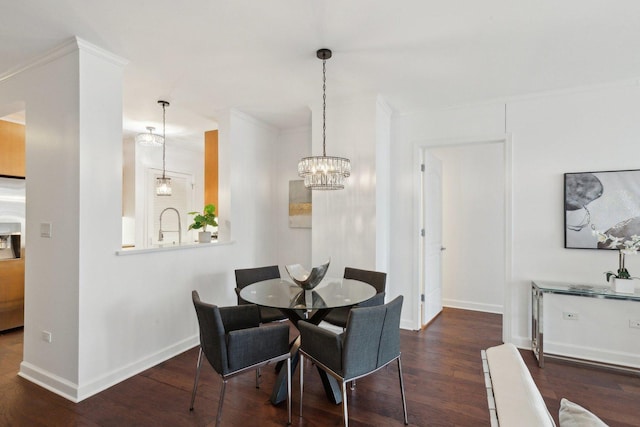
[188,204,218,243]
[594,229,639,293]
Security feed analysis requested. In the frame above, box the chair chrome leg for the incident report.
[350,379,356,390]
[287,357,292,425]
[397,357,408,425]
[189,347,203,411]
[216,379,227,427]
[299,354,304,418]
[341,380,349,427]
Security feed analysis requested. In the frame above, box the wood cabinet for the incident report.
[204,130,218,209]
[0,257,24,331]
[0,119,25,177]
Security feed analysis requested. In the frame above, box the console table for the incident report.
[531,280,640,368]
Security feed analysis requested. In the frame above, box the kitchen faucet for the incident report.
[158,207,182,244]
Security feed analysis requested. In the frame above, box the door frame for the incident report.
[419,150,443,327]
[413,134,513,343]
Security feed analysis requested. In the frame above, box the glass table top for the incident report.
[532,280,640,302]
[239,277,377,310]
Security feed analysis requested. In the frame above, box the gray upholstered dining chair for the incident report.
[189,290,291,426]
[235,265,288,323]
[298,295,408,426]
[322,267,387,329]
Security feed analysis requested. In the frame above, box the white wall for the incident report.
[544,293,640,368]
[0,39,281,401]
[430,143,505,313]
[391,81,640,366]
[375,97,392,277]
[312,97,391,280]
[391,103,505,330]
[7,40,86,389]
[225,109,279,267]
[276,126,312,269]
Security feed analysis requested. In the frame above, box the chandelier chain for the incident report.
[161,102,166,178]
[322,58,327,157]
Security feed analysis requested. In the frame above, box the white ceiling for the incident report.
[2,1,640,143]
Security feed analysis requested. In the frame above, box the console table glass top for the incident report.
[532,280,640,301]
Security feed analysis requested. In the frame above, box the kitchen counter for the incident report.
[116,239,234,256]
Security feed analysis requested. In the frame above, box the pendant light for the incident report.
[135,126,164,146]
[298,49,351,190]
[156,100,172,196]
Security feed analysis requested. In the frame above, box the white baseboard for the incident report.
[509,335,531,350]
[544,340,640,370]
[19,334,199,402]
[443,298,503,314]
[400,318,417,330]
[18,363,80,402]
[505,335,640,371]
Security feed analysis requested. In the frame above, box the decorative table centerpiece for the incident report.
[285,259,330,290]
[594,230,639,293]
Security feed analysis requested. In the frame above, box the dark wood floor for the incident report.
[1,308,639,426]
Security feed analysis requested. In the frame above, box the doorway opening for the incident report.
[418,136,511,340]
[0,112,26,376]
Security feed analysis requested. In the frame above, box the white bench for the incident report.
[481,343,609,427]
[482,343,556,427]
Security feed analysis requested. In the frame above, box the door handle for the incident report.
[441,247,447,251]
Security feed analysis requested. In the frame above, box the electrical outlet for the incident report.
[41,330,52,343]
[629,320,640,329]
[563,312,579,320]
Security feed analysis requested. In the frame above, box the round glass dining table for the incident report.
[239,277,376,313]
[239,277,377,405]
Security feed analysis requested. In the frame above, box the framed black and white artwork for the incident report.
[564,169,640,249]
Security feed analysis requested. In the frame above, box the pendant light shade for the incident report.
[298,156,351,189]
[155,100,172,196]
[135,126,164,146]
[298,49,351,190]
[156,176,172,196]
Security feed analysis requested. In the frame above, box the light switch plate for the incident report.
[40,222,52,238]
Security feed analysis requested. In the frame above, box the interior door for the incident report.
[422,150,443,326]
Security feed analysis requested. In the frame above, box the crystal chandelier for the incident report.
[298,49,351,190]
[135,126,164,146]
[156,100,172,196]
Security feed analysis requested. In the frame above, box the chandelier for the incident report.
[135,126,164,147]
[298,49,351,190]
[156,100,172,196]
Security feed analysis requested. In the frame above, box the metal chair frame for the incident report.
[299,350,407,426]
[190,347,291,426]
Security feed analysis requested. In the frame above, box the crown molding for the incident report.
[76,37,128,67]
[394,77,640,119]
[229,108,279,133]
[0,36,127,84]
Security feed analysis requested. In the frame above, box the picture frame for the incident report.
[288,180,311,228]
[564,169,640,249]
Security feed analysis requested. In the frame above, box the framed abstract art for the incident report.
[564,169,640,249]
